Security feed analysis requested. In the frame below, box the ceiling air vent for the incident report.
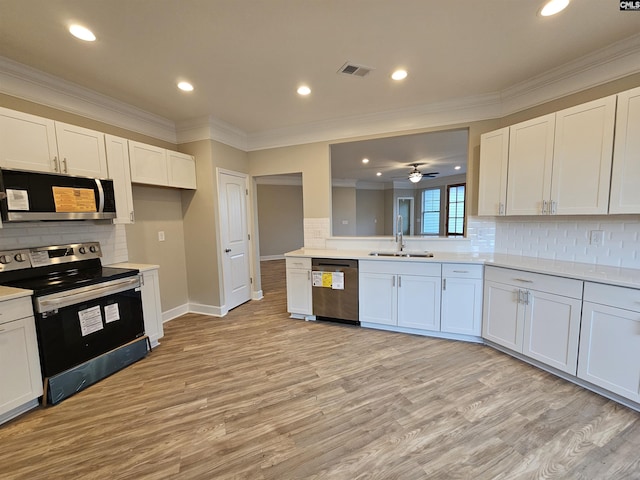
[338,62,374,77]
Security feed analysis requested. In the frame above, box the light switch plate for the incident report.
[158,231,165,242]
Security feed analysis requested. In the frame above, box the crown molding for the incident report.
[175,115,247,150]
[0,56,177,143]
[244,93,503,151]
[500,33,640,116]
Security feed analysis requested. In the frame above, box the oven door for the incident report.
[33,276,144,378]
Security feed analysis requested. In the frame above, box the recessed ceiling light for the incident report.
[376,172,382,177]
[391,69,408,81]
[177,81,194,92]
[69,24,96,42]
[297,85,311,96]
[454,165,461,170]
[362,158,369,164]
[540,0,570,16]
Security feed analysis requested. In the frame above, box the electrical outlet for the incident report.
[589,230,604,246]
[158,231,165,242]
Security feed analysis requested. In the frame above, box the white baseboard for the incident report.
[162,303,190,323]
[252,289,264,300]
[188,302,227,317]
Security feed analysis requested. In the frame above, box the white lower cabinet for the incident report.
[482,266,582,375]
[139,267,164,348]
[359,261,441,331]
[578,283,640,403]
[0,296,42,422]
[285,258,312,317]
[441,264,483,336]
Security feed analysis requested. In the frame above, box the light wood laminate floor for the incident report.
[1,260,639,479]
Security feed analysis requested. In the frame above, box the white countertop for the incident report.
[0,285,33,302]
[109,262,159,272]
[285,248,640,289]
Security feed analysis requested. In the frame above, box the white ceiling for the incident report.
[1,0,639,145]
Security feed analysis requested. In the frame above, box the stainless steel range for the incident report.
[0,242,149,405]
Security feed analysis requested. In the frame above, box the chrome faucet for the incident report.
[396,214,405,252]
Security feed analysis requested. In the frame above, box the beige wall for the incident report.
[248,142,332,219]
[332,187,357,236]
[179,139,249,310]
[356,189,385,236]
[256,184,304,257]
[125,185,189,312]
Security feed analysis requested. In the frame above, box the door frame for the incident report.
[216,168,254,314]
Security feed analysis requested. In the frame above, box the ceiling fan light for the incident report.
[408,171,422,183]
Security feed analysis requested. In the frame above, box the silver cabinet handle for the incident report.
[398,276,402,288]
[542,200,548,215]
[526,290,531,305]
[442,278,447,291]
[307,271,310,281]
[453,270,469,273]
[392,276,395,288]
[499,202,505,215]
[53,156,59,172]
[551,200,557,215]
[62,157,68,173]
[513,278,534,283]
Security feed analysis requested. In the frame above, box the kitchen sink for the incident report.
[369,251,434,258]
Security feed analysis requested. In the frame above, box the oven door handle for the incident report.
[35,276,141,313]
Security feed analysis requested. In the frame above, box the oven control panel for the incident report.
[0,249,32,272]
[0,242,102,272]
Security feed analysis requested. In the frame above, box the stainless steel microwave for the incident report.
[0,168,116,222]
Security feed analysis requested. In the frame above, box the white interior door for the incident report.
[218,170,251,311]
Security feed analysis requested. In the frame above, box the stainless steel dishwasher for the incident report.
[311,258,359,325]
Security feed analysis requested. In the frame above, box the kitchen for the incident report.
[1,1,640,478]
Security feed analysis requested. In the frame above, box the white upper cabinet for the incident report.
[0,108,107,178]
[129,141,168,186]
[54,122,108,178]
[610,86,640,214]
[167,150,197,189]
[550,96,616,215]
[129,141,197,189]
[105,135,135,224]
[506,113,556,216]
[0,107,58,173]
[478,127,509,216]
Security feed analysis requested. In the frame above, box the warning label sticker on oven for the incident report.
[104,303,120,323]
[52,186,97,212]
[6,189,30,211]
[78,305,104,336]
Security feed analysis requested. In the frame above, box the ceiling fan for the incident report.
[398,164,439,183]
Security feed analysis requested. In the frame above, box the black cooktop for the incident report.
[0,259,139,297]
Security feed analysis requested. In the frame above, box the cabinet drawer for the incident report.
[485,266,582,299]
[442,264,483,279]
[286,257,311,270]
[360,260,441,277]
[0,297,33,325]
[584,282,640,312]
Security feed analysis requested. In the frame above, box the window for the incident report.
[421,188,441,235]
[447,184,465,236]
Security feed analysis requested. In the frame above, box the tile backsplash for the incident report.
[0,222,128,266]
[493,215,640,269]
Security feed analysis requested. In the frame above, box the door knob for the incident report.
[225,248,231,253]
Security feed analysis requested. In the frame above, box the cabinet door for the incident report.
[610,86,640,214]
[0,107,58,173]
[129,141,168,186]
[523,290,581,375]
[441,276,483,336]
[359,272,397,326]
[167,151,197,189]
[506,114,555,216]
[578,302,640,403]
[478,127,509,216]
[397,274,441,331]
[482,280,523,351]
[140,269,164,347]
[55,122,108,177]
[0,317,43,414]
[551,96,616,215]
[286,268,312,316]
[105,135,134,224]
